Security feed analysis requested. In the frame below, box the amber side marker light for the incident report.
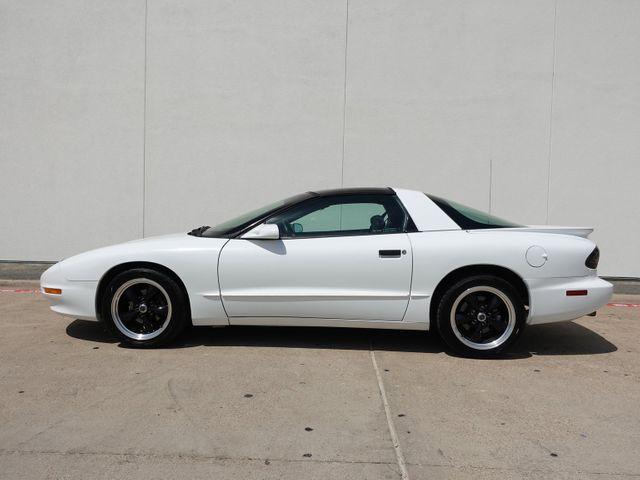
[43,287,62,295]
[566,289,588,296]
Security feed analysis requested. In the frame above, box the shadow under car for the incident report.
[65,319,617,358]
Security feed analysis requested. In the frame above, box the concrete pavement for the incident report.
[0,283,638,479]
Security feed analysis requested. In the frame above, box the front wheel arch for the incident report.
[429,264,529,333]
[95,261,191,324]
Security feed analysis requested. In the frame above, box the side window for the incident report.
[295,203,385,233]
[266,194,408,238]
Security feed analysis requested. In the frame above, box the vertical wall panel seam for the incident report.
[545,0,559,224]
[489,156,493,213]
[142,0,148,237]
[340,0,349,187]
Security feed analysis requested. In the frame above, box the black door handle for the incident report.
[379,249,402,258]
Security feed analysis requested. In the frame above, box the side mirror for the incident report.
[242,223,280,240]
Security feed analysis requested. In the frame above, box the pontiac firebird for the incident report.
[41,187,612,357]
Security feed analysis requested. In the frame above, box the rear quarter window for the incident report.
[427,194,523,229]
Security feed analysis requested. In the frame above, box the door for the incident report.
[218,193,413,321]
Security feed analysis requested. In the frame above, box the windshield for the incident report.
[427,194,523,229]
[199,193,312,238]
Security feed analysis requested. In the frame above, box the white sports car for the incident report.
[41,187,612,357]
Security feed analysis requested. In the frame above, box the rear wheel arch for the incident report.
[429,264,529,331]
[95,261,191,323]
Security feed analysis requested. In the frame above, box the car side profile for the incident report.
[40,187,613,357]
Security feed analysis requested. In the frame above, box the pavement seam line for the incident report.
[2,450,640,477]
[369,343,409,480]
[0,449,396,467]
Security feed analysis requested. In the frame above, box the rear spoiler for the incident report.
[500,226,594,238]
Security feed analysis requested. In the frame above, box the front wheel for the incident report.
[436,275,526,357]
[99,268,189,347]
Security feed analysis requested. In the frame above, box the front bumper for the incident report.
[40,262,98,320]
[526,275,613,325]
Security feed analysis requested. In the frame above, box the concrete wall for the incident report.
[1,0,639,277]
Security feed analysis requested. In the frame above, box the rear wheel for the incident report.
[100,268,189,347]
[436,275,526,357]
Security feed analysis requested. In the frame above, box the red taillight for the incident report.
[566,290,588,296]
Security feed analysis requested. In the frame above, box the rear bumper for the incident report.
[526,276,613,325]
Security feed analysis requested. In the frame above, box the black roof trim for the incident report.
[308,187,394,197]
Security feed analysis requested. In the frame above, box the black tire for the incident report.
[436,275,526,358]
[99,268,189,348]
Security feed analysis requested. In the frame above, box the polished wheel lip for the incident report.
[450,286,516,351]
[111,278,172,341]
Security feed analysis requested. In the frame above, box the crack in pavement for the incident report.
[2,449,639,477]
[0,448,396,466]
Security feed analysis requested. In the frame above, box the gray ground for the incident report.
[0,282,638,479]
